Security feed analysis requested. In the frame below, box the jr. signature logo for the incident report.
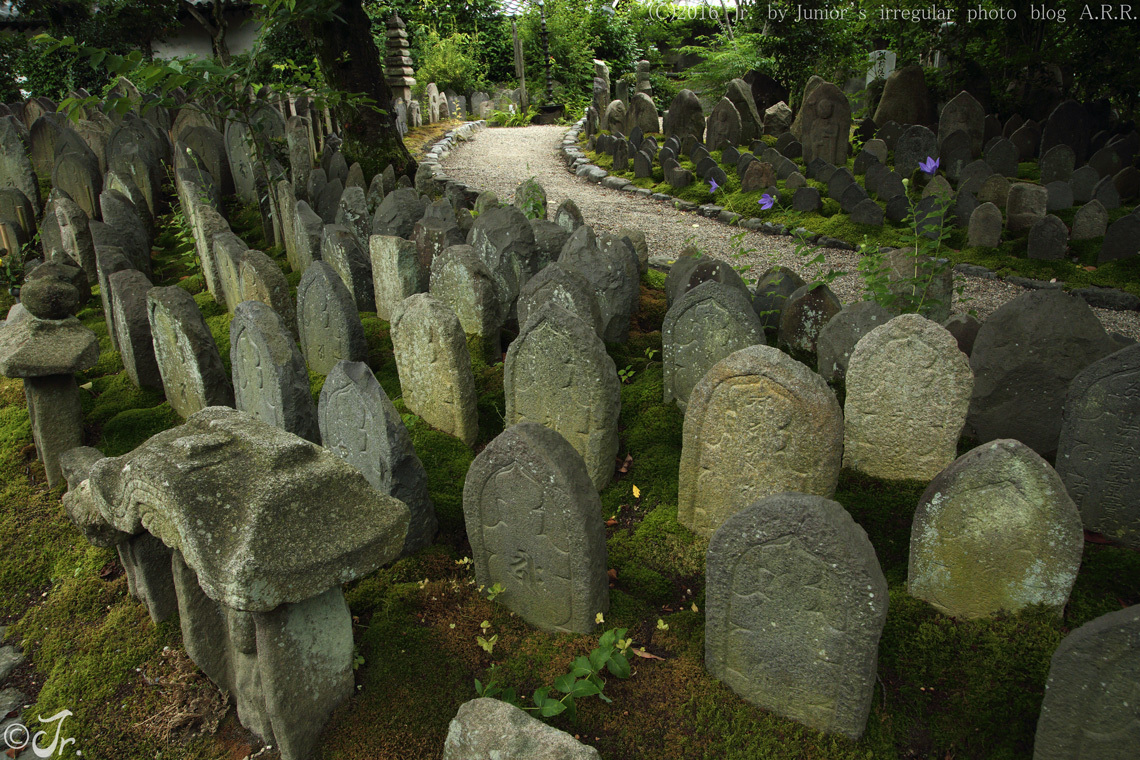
[3,709,80,757]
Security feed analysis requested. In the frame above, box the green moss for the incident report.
[310,371,327,407]
[877,591,1062,758]
[10,576,193,760]
[407,422,473,536]
[84,372,166,427]
[834,470,927,585]
[226,198,271,252]
[98,403,181,456]
[204,312,234,374]
[644,269,666,289]
[608,557,672,606]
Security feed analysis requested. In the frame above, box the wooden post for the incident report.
[511,18,529,110]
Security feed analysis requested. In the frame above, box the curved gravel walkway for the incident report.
[440,125,1140,340]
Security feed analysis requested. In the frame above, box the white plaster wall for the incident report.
[152,10,261,61]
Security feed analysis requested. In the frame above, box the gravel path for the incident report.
[440,125,1140,340]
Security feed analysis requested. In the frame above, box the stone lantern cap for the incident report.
[63,406,411,612]
[0,313,99,377]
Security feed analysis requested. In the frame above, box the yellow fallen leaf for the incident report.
[632,485,640,499]
[656,618,669,631]
[596,612,605,624]
[691,602,699,613]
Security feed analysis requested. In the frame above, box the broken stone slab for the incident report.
[442,698,602,760]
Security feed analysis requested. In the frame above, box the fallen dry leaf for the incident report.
[632,647,665,661]
[617,454,633,474]
[1083,266,1097,272]
[605,518,618,527]
[607,568,618,580]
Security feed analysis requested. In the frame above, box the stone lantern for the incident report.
[0,269,98,486]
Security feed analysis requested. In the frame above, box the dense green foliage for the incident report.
[5,0,1138,123]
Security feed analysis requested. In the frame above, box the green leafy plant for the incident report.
[858,160,955,317]
[476,619,498,654]
[488,106,538,127]
[475,627,633,722]
[413,30,487,101]
[618,365,635,383]
[515,178,546,220]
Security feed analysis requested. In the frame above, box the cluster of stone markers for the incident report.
[569,61,1140,272]
[0,73,1137,758]
[382,11,531,138]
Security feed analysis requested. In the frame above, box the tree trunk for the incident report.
[299,0,413,178]
[184,0,230,66]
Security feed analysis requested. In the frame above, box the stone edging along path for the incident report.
[415,117,1138,314]
[558,117,1140,314]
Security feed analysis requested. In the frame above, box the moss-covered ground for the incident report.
[585,133,1140,298]
[1,193,1137,760]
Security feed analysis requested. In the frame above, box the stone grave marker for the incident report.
[1055,343,1140,549]
[967,202,1002,247]
[504,302,620,491]
[372,186,428,239]
[463,422,608,633]
[1006,183,1048,232]
[468,205,540,318]
[895,125,938,178]
[752,266,806,330]
[288,200,323,276]
[663,281,764,411]
[705,97,742,150]
[706,492,887,740]
[428,244,503,354]
[844,314,973,481]
[517,262,603,338]
[938,91,985,156]
[663,90,704,143]
[239,249,295,331]
[678,344,843,539]
[319,359,437,554]
[968,289,1117,456]
[320,224,375,312]
[815,300,892,383]
[558,226,639,343]
[778,283,842,360]
[147,285,234,418]
[390,294,478,446]
[1033,606,1140,760]
[370,234,427,321]
[109,269,162,390]
[296,261,367,375]
[230,300,319,442]
[908,439,1083,618]
[1027,214,1069,260]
